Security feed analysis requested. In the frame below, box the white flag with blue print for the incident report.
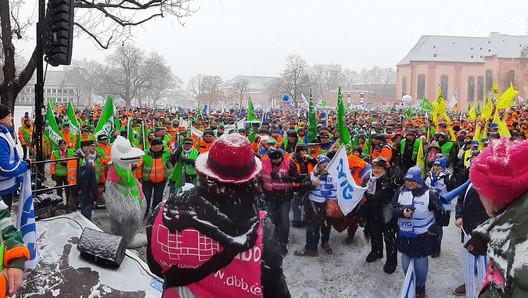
[400,258,416,298]
[326,146,367,216]
[17,170,38,269]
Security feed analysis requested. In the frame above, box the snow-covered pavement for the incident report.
[283,211,464,297]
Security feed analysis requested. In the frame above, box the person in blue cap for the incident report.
[294,155,336,257]
[425,157,456,258]
[464,141,481,168]
[390,166,450,298]
[489,123,499,133]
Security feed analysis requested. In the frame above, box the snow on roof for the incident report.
[398,32,528,65]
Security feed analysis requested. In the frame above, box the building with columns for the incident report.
[396,33,528,111]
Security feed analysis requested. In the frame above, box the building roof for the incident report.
[398,32,528,66]
[223,75,278,91]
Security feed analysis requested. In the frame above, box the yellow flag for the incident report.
[468,104,477,121]
[496,83,518,109]
[433,88,446,125]
[492,82,500,101]
[474,122,482,146]
[416,138,425,177]
[480,123,489,151]
[494,112,511,138]
[481,97,493,121]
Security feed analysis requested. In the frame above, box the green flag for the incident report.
[337,87,351,148]
[363,122,372,156]
[66,102,79,136]
[94,96,114,140]
[127,118,136,146]
[321,98,327,108]
[248,97,258,121]
[308,90,318,143]
[421,97,432,112]
[45,102,63,151]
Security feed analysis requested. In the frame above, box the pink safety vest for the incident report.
[260,158,293,191]
[151,204,265,298]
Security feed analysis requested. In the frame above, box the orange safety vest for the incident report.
[198,139,215,154]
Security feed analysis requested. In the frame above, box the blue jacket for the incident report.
[0,125,29,196]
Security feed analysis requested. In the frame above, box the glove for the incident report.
[24,159,31,168]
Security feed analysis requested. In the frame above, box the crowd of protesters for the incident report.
[12,99,528,297]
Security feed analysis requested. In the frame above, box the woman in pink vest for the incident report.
[147,133,290,298]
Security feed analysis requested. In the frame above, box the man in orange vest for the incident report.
[197,130,216,154]
[18,117,32,159]
[61,123,75,149]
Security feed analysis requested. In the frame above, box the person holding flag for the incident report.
[0,103,32,296]
[17,117,32,160]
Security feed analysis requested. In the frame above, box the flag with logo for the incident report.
[492,82,500,103]
[66,102,79,136]
[421,97,432,113]
[94,96,114,140]
[18,170,39,269]
[45,102,63,151]
[416,139,425,177]
[399,259,416,298]
[326,146,368,216]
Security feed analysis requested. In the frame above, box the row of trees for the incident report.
[0,0,195,110]
[268,55,396,104]
[187,56,396,107]
[65,45,183,107]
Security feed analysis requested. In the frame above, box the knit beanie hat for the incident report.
[470,137,528,205]
[0,104,11,120]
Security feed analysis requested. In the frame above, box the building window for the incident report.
[506,70,515,87]
[417,75,426,100]
[402,77,407,97]
[441,75,448,99]
[477,76,484,102]
[468,77,475,103]
[486,70,493,93]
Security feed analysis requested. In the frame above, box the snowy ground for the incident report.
[283,210,464,298]
[89,204,464,298]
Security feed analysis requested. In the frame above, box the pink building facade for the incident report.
[396,33,528,111]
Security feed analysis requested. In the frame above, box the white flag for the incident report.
[301,93,309,105]
[399,259,416,298]
[179,118,188,129]
[191,127,203,137]
[448,89,458,109]
[18,170,39,269]
[326,146,367,215]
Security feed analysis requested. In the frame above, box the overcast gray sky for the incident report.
[16,0,528,83]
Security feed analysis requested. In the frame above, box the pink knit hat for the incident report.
[470,137,528,205]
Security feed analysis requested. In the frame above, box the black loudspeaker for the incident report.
[77,228,126,268]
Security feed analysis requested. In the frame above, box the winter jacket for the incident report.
[260,158,301,202]
[390,185,450,258]
[146,187,290,298]
[471,191,528,297]
[0,124,29,196]
[455,183,489,243]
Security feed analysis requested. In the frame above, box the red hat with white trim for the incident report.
[195,133,262,184]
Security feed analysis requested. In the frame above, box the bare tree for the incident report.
[233,78,249,107]
[188,74,224,106]
[281,55,310,104]
[65,59,104,106]
[143,52,175,107]
[0,0,196,111]
[188,74,206,105]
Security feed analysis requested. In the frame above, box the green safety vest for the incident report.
[113,164,142,205]
[182,149,198,176]
[53,149,74,176]
[20,126,31,144]
[94,157,104,184]
[142,149,170,182]
[400,139,420,159]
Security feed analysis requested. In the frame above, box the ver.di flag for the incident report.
[326,146,367,216]
[18,170,39,269]
[45,102,63,151]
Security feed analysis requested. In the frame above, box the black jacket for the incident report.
[146,187,290,298]
[455,184,489,242]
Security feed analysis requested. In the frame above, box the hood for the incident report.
[111,136,144,166]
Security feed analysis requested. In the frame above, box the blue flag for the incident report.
[18,170,38,269]
[239,107,245,119]
[179,106,185,116]
[203,105,209,118]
